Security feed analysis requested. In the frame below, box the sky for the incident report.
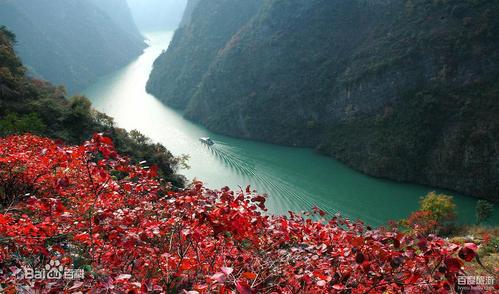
[127,0,188,31]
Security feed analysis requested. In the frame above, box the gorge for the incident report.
[84,31,494,226]
[147,0,499,203]
[1,1,497,291]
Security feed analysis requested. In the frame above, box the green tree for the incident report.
[69,96,92,118]
[66,96,94,131]
[0,25,16,43]
[475,200,494,224]
[420,192,457,223]
[0,112,46,136]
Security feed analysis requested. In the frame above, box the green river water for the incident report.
[83,31,495,227]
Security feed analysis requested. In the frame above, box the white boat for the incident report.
[199,137,215,146]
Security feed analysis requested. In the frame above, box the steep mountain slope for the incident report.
[89,0,144,43]
[0,0,146,93]
[146,0,263,109]
[147,0,499,201]
[185,0,388,145]
[0,27,184,187]
[178,0,201,28]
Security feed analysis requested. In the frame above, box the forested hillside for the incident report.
[0,27,184,187]
[146,0,263,109]
[147,0,499,202]
[0,0,146,92]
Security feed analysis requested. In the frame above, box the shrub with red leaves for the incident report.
[406,210,439,235]
[0,134,489,293]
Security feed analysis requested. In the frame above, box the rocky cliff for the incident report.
[147,0,499,201]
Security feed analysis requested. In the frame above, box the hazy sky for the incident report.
[127,0,188,31]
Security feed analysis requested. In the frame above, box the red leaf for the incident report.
[458,243,477,262]
[404,273,421,285]
[180,260,194,271]
[236,281,252,294]
[55,202,66,213]
[242,272,257,279]
[351,236,364,247]
[73,233,90,243]
[100,136,113,145]
[0,214,9,225]
[463,242,478,252]
[313,271,328,280]
[280,219,288,230]
[444,257,463,273]
[150,165,159,177]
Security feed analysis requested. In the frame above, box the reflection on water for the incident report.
[83,31,496,226]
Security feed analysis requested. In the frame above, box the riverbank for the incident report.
[83,31,496,227]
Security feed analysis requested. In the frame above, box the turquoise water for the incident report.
[83,31,496,226]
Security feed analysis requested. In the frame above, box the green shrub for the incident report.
[0,112,46,136]
[420,192,457,223]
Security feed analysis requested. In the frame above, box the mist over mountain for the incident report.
[89,0,144,43]
[0,0,146,93]
[147,0,499,201]
[127,0,188,31]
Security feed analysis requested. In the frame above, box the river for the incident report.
[83,31,489,226]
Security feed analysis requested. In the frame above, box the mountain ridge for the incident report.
[0,0,146,93]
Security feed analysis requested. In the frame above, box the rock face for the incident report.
[147,0,499,202]
[0,0,146,92]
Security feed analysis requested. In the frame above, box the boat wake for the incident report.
[205,142,342,216]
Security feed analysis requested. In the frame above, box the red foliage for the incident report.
[0,134,488,293]
[406,210,438,235]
